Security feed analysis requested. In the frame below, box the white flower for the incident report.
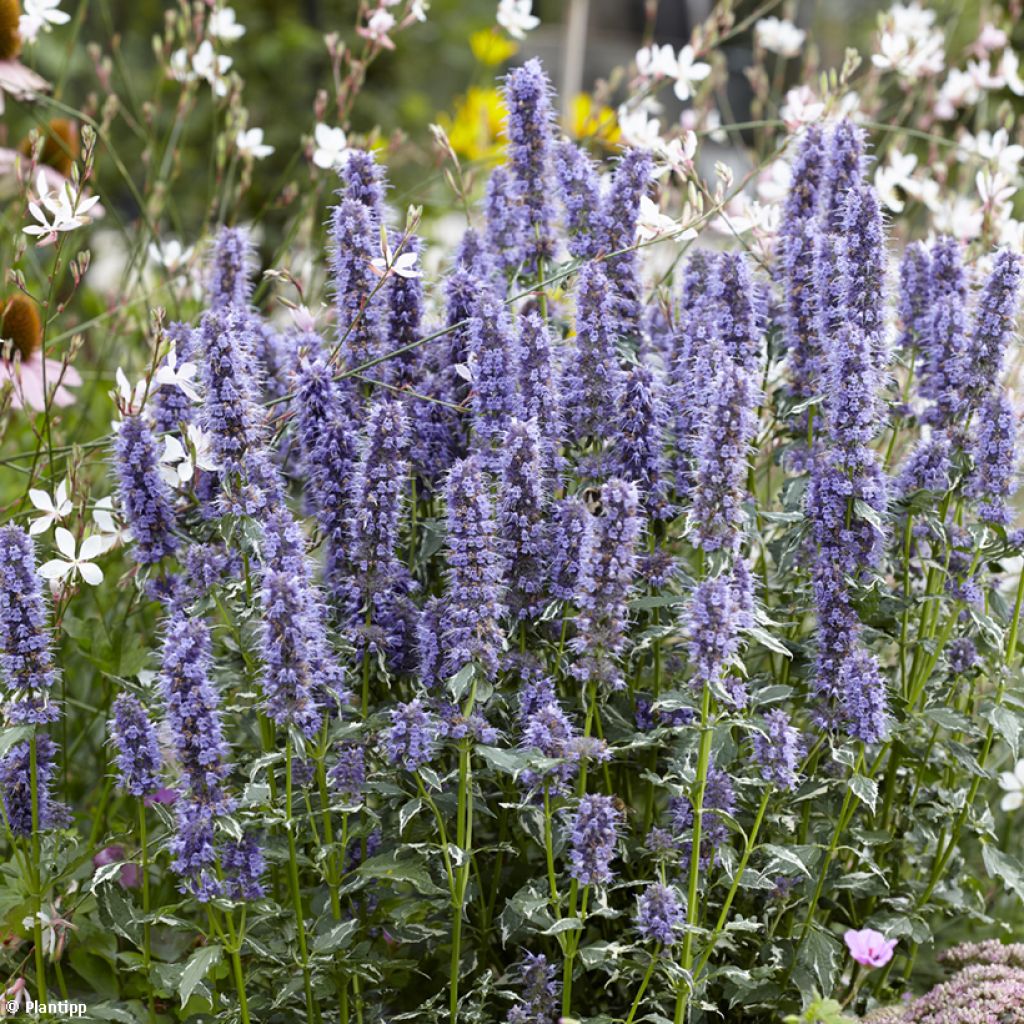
[23,172,101,245]
[617,106,663,150]
[635,195,679,242]
[966,57,1004,91]
[236,127,274,160]
[19,0,70,43]
[409,0,429,22]
[147,238,194,273]
[960,129,1024,180]
[313,124,349,170]
[656,131,698,178]
[28,479,72,536]
[933,195,983,240]
[975,23,1007,56]
[91,496,128,553]
[999,49,1024,96]
[168,48,196,84]
[755,17,806,58]
[113,367,148,418]
[154,345,201,402]
[371,232,422,278]
[872,2,944,80]
[756,158,792,205]
[780,85,825,129]
[496,0,539,40]
[636,44,678,80]
[38,527,105,587]
[977,168,1016,214]
[999,759,1024,811]
[191,40,233,98]
[874,149,918,212]
[159,425,219,486]
[672,45,711,102]
[208,6,246,42]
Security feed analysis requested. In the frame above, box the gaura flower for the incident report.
[158,424,219,486]
[207,5,245,42]
[755,16,806,58]
[236,127,273,160]
[998,758,1024,811]
[0,293,81,410]
[496,0,539,41]
[370,230,421,279]
[844,927,897,968]
[312,123,348,170]
[38,526,105,587]
[23,169,100,245]
[154,343,200,401]
[28,478,71,536]
[190,39,232,97]
[18,0,68,44]
[0,0,50,113]
[358,7,396,49]
[673,44,711,102]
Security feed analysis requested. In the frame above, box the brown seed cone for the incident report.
[1,294,43,360]
[0,0,21,62]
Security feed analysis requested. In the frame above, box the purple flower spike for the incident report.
[635,883,684,946]
[0,525,60,724]
[571,479,642,691]
[114,413,178,564]
[207,226,255,310]
[568,793,623,885]
[504,58,556,272]
[441,455,506,680]
[498,419,549,621]
[109,692,162,797]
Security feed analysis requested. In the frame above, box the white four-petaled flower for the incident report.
[496,0,539,41]
[191,40,233,97]
[19,0,70,44]
[371,232,421,279]
[28,479,72,536]
[236,128,274,160]
[313,124,349,170]
[154,345,201,402]
[755,17,806,58]
[673,45,711,102]
[159,425,219,486]
[208,6,246,41]
[38,527,105,587]
[999,759,1024,812]
[24,171,101,246]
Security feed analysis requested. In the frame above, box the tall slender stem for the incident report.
[285,736,318,1024]
[138,799,155,1024]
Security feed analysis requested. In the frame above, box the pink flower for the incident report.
[92,845,141,889]
[844,927,897,968]
[0,350,81,410]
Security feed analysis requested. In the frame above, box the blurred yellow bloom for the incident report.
[437,87,507,163]
[470,28,519,67]
[570,93,620,149]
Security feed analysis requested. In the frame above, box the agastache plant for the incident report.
[11,34,1024,1024]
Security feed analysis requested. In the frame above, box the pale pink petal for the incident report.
[0,61,51,99]
[17,361,46,411]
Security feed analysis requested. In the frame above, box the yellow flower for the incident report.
[569,93,621,149]
[469,28,519,67]
[437,87,507,163]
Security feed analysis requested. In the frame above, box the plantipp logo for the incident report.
[10,998,86,1018]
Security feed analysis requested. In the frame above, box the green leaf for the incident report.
[178,944,222,1008]
[356,849,446,896]
[446,664,475,702]
[744,625,792,658]
[543,917,583,936]
[0,726,34,758]
[313,919,359,955]
[983,704,1022,758]
[799,928,841,998]
[476,745,533,777]
[849,774,878,813]
[762,844,814,877]
[982,844,1024,904]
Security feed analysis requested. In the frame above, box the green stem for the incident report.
[285,736,318,1024]
[625,950,660,1024]
[29,736,47,1004]
[674,683,714,1024]
[138,799,155,1024]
